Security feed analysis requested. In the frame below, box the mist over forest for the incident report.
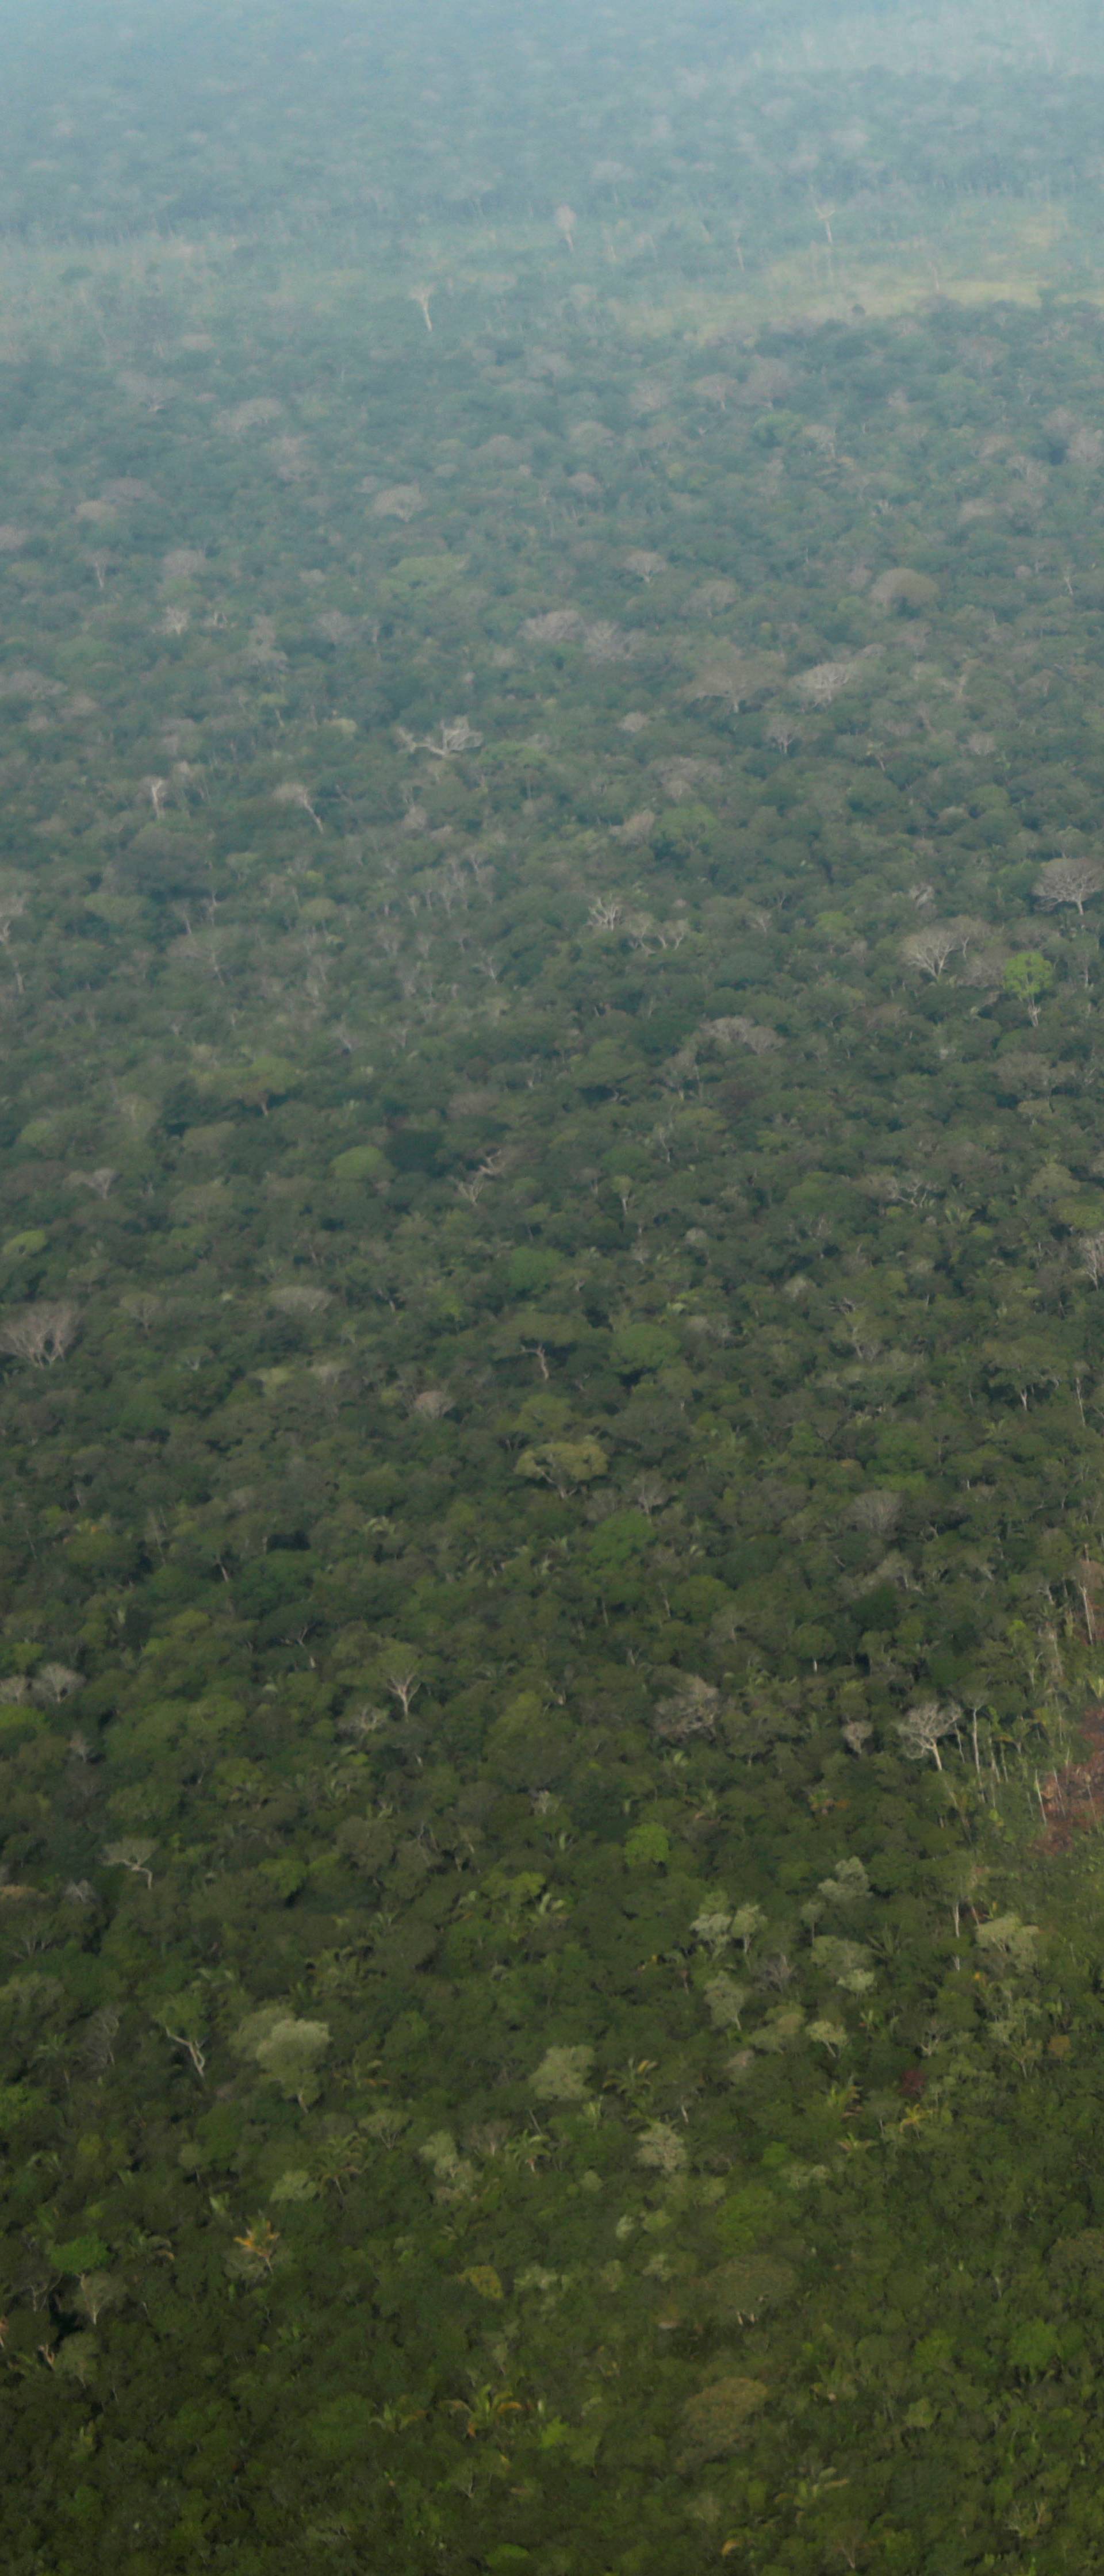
[7,3,1104,2569]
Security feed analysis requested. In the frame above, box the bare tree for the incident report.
[687,649,773,715]
[410,1387,453,1420]
[102,1839,155,1888]
[32,1663,82,1706]
[269,1283,330,1317]
[623,550,666,585]
[338,1703,389,1741]
[273,780,323,832]
[396,716,482,760]
[1034,854,1104,918]
[841,1719,873,1755]
[372,484,423,522]
[852,1489,902,1539]
[653,1674,720,1742]
[795,659,858,708]
[385,1665,421,1720]
[81,2006,121,2071]
[163,2024,206,2081]
[588,895,623,930]
[77,2271,124,2324]
[409,285,434,333]
[895,1700,960,1771]
[900,923,964,981]
[0,1303,81,1367]
[703,1014,779,1056]
[1080,1230,1104,1289]
[0,888,27,990]
[554,204,577,252]
[120,1291,161,1331]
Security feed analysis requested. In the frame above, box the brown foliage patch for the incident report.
[1034,1707,1104,1855]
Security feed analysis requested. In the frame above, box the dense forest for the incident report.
[10,2,1104,2569]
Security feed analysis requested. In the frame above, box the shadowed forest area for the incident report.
[9,2,1104,2569]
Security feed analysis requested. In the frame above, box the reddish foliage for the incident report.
[1034,1706,1104,1856]
[899,2067,927,2100]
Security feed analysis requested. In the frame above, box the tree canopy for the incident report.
[6,3,1104,2572]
